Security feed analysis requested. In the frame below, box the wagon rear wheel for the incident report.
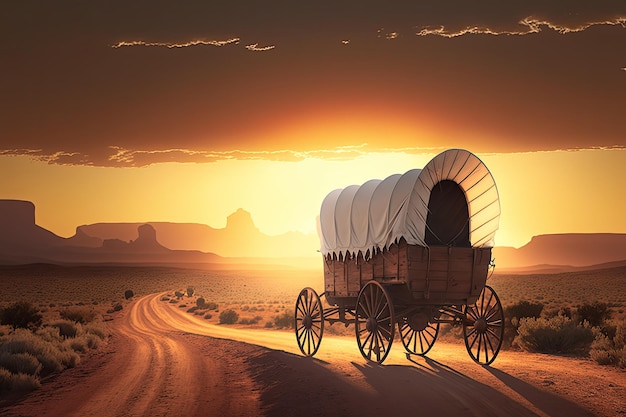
[463,285,504,365]
[399,312,439,356]
[355,281,395,364]
[295,287,324,357]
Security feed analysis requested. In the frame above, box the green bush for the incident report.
[514,315,594,354]
[219,309,239,324]
[576,302,611,327]
[273,309,295,329]
[590,320,626,368]
[503,300,544,349]
[0,301,42,330]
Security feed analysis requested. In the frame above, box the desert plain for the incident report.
[0,263,624,417]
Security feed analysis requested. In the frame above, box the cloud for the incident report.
[244,43,275,51]
[5,144,623,168]
[416,16,626,37]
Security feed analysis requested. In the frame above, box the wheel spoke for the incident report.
[355,282,395,364]
[294,288,324,357]
[463,286,504,365]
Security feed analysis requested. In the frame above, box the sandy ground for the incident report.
[1,293,625,417]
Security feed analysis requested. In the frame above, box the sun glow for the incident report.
[0,148,623,250]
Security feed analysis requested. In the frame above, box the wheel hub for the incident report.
[303,315,313,329]
[408,312,429,331]
[366,317,378,332]
[474,318,487,333]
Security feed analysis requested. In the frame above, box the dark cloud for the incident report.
[1,1,625,166]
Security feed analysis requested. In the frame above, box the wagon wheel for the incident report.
[355,281,395,364]
[463,285,504,365]
[295,287,324,357]
[399,312,440,356]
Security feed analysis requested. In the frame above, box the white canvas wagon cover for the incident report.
[319,149,500,258]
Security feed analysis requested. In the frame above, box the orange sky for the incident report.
[1,2,625,249]
[1,148,624,248]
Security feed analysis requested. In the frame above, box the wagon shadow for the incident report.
[485,366,596,417]
[350,357,594,417]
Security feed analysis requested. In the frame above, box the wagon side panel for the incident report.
[407,246,492,304]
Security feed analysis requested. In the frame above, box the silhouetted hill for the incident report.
[0,200,66,248]
[3,199,625,270]
[77,208,320,258]
[0,199,221,265]
[493,233,626,269]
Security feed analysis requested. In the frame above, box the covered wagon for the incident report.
[295,149,504,364]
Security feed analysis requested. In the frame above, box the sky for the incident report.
[1,1,625,249]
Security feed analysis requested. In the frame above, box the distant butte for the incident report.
[0,199,624,270]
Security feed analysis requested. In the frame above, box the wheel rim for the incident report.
[355,281,395,364]
[463,285,504,365]
[399,312,439,356]
[295,287,324,357]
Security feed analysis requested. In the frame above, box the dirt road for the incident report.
[2,293,624,417]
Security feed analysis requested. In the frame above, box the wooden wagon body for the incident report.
[295,149,505,365]
[324,241,492,307]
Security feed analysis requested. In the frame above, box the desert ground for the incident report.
[0,265,625,416]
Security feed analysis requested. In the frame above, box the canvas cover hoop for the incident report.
[319,149,500,258]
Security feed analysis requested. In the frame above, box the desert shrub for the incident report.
[161,296,170,302]
[206,302,218,311]
[174,291,184,299]
[273,309,295,329]
[124,290,134,300]
[64,337,89,353]
[187,307,198,313]
[0,368,40,393]
[60,307,97,324]
[514,315,594,354]
[576,302,611,327]
[590,320,626,368]
[83,321,109,339]
[238,316,261,325]
[169,299,178,304]
[196,297,206,308]
[242,305,250,311]
[51,321,79,339]
[264,321,273,328]
[204,313,212,320]
[503,300,544,349]
[0,352,42,376]
[113,304,123,312]
[219,309,239,324]
[0,301,43,330]
[0,329,80,376]
[187,287,194,297]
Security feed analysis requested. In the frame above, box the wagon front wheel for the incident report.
[399,312,439,356]
[463,285,504,365]
[295,287,324,357]
[355,281,395,364]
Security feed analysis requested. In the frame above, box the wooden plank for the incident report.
[346,257,361,296]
